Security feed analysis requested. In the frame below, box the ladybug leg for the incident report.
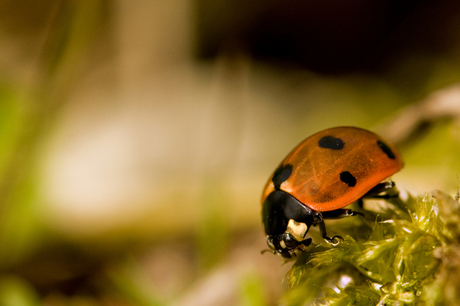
[300,237,312,247]
[318,209,363,244]
[297,237,313,252]
[318,220,343,245]
[363,181,398,199]
[322,209,362,218]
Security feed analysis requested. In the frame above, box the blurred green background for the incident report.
[0,0,460,305]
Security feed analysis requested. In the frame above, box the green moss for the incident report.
[282,189,460,305]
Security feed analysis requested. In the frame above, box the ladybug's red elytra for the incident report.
[261,126,404,258]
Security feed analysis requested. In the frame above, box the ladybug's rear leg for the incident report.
[364,181,398,198]
[358,181,399,208]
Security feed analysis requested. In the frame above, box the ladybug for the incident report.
[261,126,403,258]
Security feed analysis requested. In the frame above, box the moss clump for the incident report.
[282,189,460,305]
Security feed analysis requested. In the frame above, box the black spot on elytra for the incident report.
[377,140,395,159]
[340,171,356,187]
[318,136,345,150]
[272,164,293,190]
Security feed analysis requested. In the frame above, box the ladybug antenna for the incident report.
[260,249,276,255]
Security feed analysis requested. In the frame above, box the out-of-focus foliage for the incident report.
[0,275,40,306]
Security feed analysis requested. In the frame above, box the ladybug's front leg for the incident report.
[317,220,343,245]
[316,209,363,245]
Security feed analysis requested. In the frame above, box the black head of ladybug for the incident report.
[262,189,316,258]
[266,233,312,258]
